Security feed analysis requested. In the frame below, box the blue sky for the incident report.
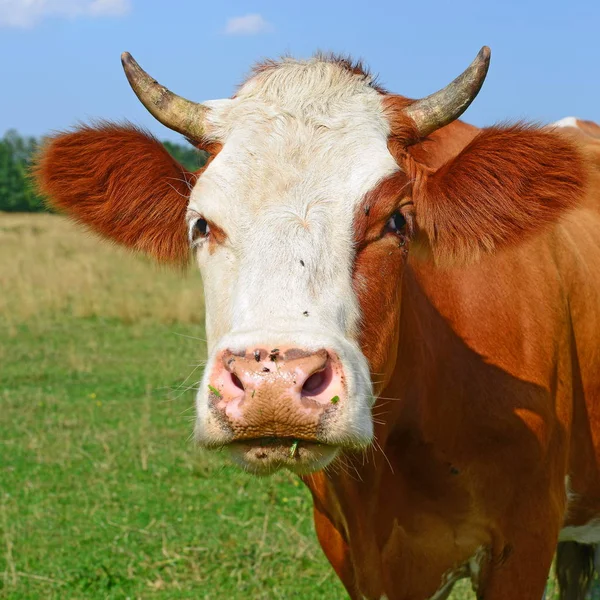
[1,0,599,143]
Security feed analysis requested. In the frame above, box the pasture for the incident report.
[1,213,560,598]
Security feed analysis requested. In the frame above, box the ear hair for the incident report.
[403,124,588,264]
[34,122,194,266]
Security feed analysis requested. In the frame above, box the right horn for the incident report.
[403,46,491,139]
[121,52,208,140]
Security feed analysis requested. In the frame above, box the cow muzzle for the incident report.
[200,345,352,474]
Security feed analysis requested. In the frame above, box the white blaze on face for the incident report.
[189,57,400,448]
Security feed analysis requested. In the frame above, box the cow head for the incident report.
[36,47,585,475]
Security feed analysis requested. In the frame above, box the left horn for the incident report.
[121,52,208,140]
[403,46,491,139]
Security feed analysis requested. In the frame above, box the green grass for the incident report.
[0,317,346,599]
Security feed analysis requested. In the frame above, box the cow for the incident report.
[34,47,600,599]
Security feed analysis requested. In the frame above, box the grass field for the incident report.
[0,213,562,598]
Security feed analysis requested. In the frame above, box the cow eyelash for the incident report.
[189,217,211,246]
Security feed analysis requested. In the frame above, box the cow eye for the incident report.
[190,217,210,243]
[385,211,407,234]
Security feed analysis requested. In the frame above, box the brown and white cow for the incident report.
[35,48,600,599]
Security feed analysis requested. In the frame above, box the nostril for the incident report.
[231,373,244,391]
[303,371,324,393]
[301,363,333,397]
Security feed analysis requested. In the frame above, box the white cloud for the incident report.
[88,0,129,16]
[0,0,131,28]
[224,13,273,36]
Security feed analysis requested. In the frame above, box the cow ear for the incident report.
[410,125,588,264]
[34,123,193,266]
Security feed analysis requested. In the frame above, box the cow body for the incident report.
[35,52,600,599]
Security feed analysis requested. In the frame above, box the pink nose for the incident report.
[207,346,346,440]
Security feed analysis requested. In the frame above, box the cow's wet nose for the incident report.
[223,348,330,396]
[207,346,346,439]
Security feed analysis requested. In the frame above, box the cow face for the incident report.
[37,49,493,475]
[190,61,407,473]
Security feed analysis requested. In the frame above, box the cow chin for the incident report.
[194,404,373,475]
[227,439,340,475]
[194,395,374,475]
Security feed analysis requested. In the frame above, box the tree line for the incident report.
[0,130,207,213]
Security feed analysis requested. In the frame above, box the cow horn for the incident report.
[121,52,207,140]
[404,46,491,139]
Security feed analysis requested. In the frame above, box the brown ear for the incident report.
[410,125,588,263]
[34,123,193,265]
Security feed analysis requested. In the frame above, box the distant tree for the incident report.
[0,130,209,213]
[162,140,209,172]
[0,130,45,212]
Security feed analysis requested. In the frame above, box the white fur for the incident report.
[560,475,600,543]
[552,116,579,129]
[559,520,600,544]
[427,546,486,600]
[428,565,467,600]
[190,57,399,450]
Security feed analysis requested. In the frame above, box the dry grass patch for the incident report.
[0,212,204,329]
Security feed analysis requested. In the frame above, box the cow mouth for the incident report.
[227,437,338,475]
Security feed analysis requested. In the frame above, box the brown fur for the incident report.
[352,119,589,391]
[407,125,588,264]
[383,96,589,264]
[34,123,193,265]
